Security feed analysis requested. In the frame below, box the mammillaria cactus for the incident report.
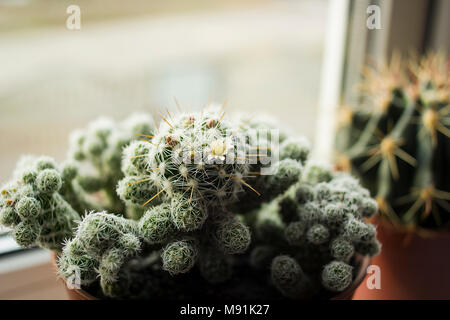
[248,163,380,298]
[117,106,279,208]
[68,114,154,216]
[335,52,450,229]
[0,156,80,250]
[116,105,301,277]
[0,103,380,299]
[58,212,143,297]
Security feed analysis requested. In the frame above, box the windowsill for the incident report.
[0,247,51,274]
[0,243,67,299]
[0,234,22,258]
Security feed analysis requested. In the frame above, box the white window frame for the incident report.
[313,0,446,163]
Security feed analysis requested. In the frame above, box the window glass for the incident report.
[0,0,329,185]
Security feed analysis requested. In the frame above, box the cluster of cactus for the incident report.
[114,105,302,280]
[0,156,80,250]
[58,212,143,297]
[247,163,380,298]
[335,52,450,230]
[0,104,380,299]
[67,114,154,217]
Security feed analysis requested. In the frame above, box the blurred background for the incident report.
[0,0,448,299]
[0,0,328,185]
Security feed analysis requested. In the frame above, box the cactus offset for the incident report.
[58,212,143,296]
[248,162,380,298]
[68,114,154,217]
[0,156,80,251]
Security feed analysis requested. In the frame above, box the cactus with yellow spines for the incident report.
[335,52,450,229]
[116,104,302,278]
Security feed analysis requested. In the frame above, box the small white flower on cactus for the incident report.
[206,138,233,163]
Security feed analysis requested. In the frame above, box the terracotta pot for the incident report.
[354,221,450,300]
[50,253,98,300]
[62,282,97,300]
[51,252,369,300]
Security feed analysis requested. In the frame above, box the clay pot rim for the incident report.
[68,285,98,300]
[53,253,370,300]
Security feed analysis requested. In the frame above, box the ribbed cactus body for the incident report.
[335,53,450,229]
